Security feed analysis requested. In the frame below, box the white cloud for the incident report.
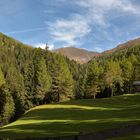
[47,14,91,46]
[35,43,54,50]
[76,0,139,13]
[75,0,139,28]
[45,0,140,48]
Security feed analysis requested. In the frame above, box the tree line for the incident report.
[0,33,140,125]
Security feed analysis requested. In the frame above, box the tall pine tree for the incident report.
[33,49,51,105]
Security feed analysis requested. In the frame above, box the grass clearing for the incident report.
[111,134,140,140]
[0,93,140,139]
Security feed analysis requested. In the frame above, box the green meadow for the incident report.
[111,134,140,140]
[0,93,140,139]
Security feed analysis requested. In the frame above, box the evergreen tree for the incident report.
[33,49,51,105]
[0,32,140,124]
[0,87,15,124]
[48,54,74,102]
[75,66,87,99]
[6,65,27,119]
[0,67,6,123]
[0,67,5,87]
[85,60,101,99]
[0,68,14,124]
[24,62,34,107]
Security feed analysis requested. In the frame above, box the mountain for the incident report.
[54,47,99,63]
[0,32,32,49]
[102,37,140,55]
[0,32,139,129]
[54,37,140,63]
[1,32,139,64]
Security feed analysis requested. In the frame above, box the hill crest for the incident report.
[54,46,99,64]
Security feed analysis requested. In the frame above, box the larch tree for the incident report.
[104,61,123,97]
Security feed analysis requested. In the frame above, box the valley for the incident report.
[0,33,139,140]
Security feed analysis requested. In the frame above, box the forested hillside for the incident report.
[83,44,140,99]
[0,32,140,125]
[0,33,76,125]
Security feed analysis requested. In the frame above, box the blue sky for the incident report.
[1,0,140,52]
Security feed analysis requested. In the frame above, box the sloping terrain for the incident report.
[54,47,99,63]
[102,37,140,55]
[0,93,140,139]
[112,134,140,140]
[53,37,140,63]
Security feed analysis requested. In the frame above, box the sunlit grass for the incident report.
[0,93,140,139]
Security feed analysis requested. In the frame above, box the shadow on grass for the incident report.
[0,107,140,139]
[20,103,140,121]
[0,93,140,139]
[1,119,140,139]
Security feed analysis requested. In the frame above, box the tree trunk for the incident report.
[111,88,113,97]
[93,93,96,99]
[58,93,60,102]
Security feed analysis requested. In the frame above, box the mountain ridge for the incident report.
[0,32,140,64]
[102,37,140,55]
[54,37,140,63]
[53,46,99,64]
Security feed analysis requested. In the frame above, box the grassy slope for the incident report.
[111,134,140,140]
[0,93,140,139]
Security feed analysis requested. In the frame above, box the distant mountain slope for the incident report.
[0,32,32,49]
[54,37,140,63]
[102,37,140,55]
[54,47,99,63]
[1,32,139,64]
